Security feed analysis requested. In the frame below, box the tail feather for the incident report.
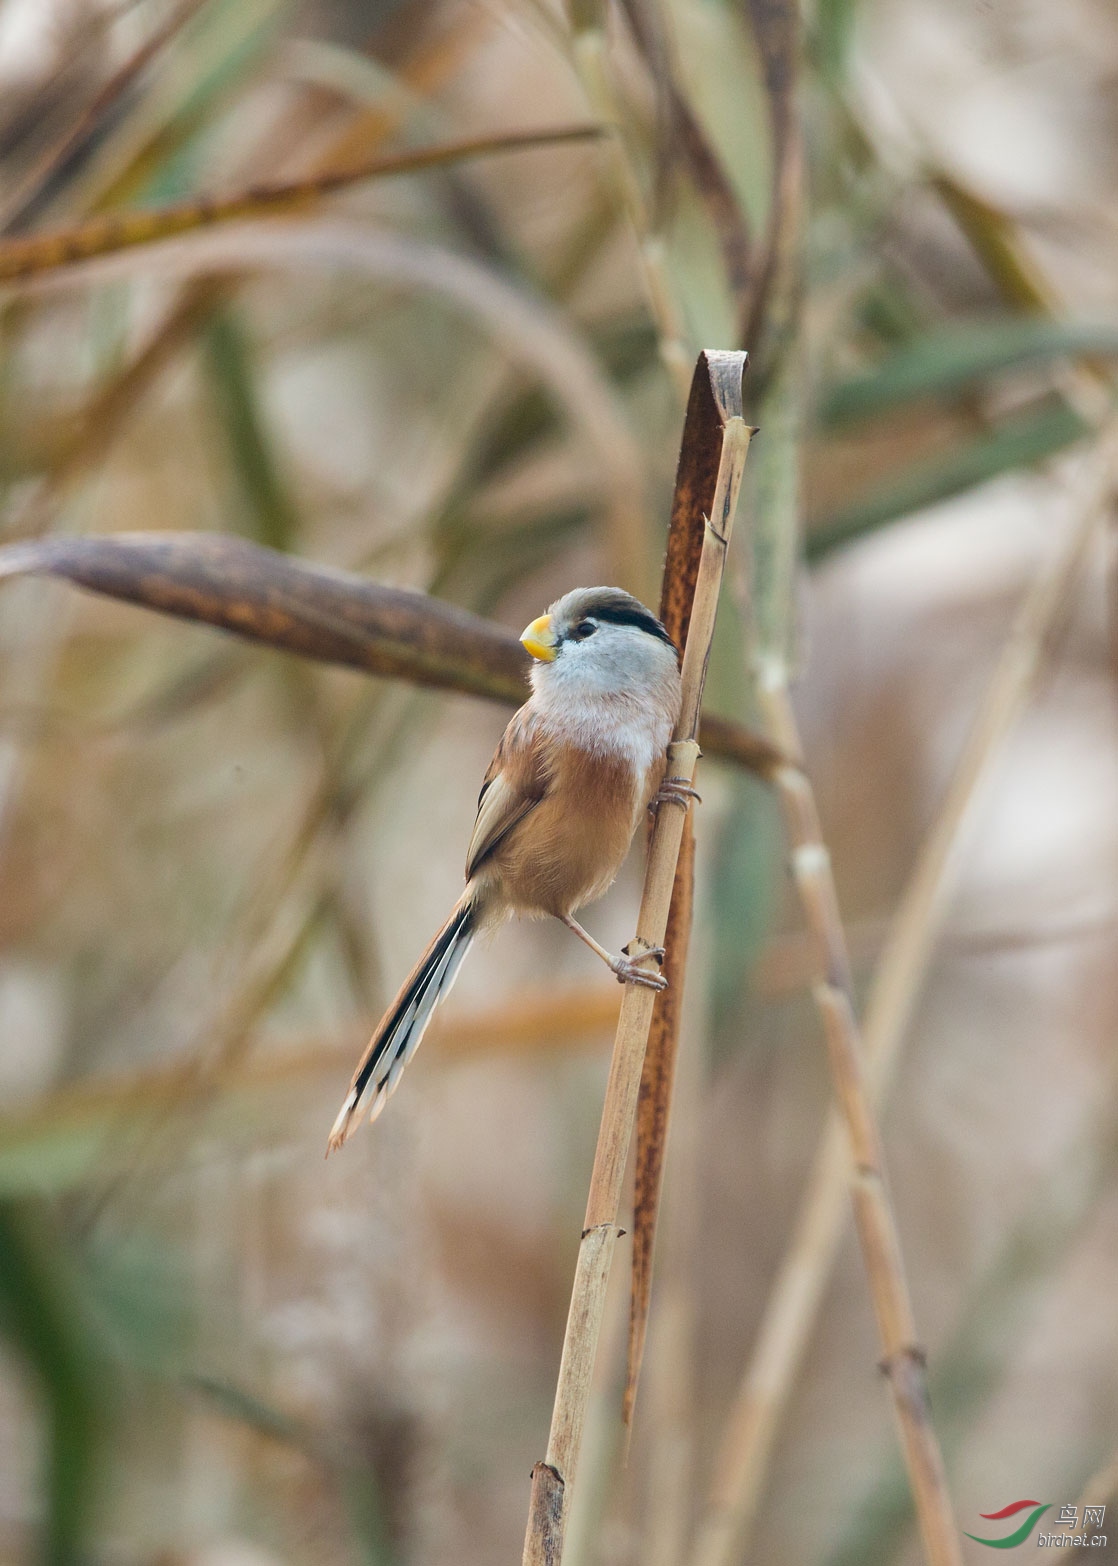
[327,900,475,1153]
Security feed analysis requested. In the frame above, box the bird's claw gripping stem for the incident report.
[650,777,702,815]
[612,944,668,990]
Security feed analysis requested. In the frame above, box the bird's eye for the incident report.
[570,619,597,641]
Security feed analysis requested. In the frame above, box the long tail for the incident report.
[326,898,476,1154]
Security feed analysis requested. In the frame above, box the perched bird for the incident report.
[326,585,691,1153]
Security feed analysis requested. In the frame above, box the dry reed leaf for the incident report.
[0,532,528,699]
[0,531,779,774]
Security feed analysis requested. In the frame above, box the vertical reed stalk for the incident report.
[692,305,962,1562]
[559,1263,631,1566]
[521,353,753,1566]
[756,679,962,1566]
[691,418,1118,1566]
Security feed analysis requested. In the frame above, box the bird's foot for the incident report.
[611,944,668,990]
[650,777,702,816]
[560,916,668,991]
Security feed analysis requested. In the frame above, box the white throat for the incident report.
[530,648,679,776]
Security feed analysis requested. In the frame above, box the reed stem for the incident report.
[690,419,1118,1566]
[521,358,753,1565]
[757,681,961,1566]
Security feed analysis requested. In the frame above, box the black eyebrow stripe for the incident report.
[588,602,676,646]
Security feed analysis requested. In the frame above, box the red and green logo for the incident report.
[966,1500,1051,1548]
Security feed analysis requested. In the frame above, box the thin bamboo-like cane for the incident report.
[690,420,1118,1566]
[521,353,753,1566]
[758,681,963,1566]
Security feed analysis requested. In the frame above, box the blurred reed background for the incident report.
[0,0,1117,1563]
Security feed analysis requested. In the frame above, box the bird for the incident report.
[325,584,694,1154]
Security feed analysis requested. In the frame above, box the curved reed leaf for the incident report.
[808,400,1089,558]
[0,531,780,773]
[819,318,1118,429]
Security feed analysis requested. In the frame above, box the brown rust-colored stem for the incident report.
[639,922,706,1566]
[623,823,693,1431]
[522,353,752,1565]
[623,342,760,1434]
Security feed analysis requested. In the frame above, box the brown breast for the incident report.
[485,740,658,919]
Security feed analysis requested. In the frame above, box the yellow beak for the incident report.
[520,613,558,662]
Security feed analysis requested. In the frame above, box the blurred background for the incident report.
[0,0,1117,1562]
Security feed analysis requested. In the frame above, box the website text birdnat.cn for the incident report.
[1036,1502,1107,1547]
